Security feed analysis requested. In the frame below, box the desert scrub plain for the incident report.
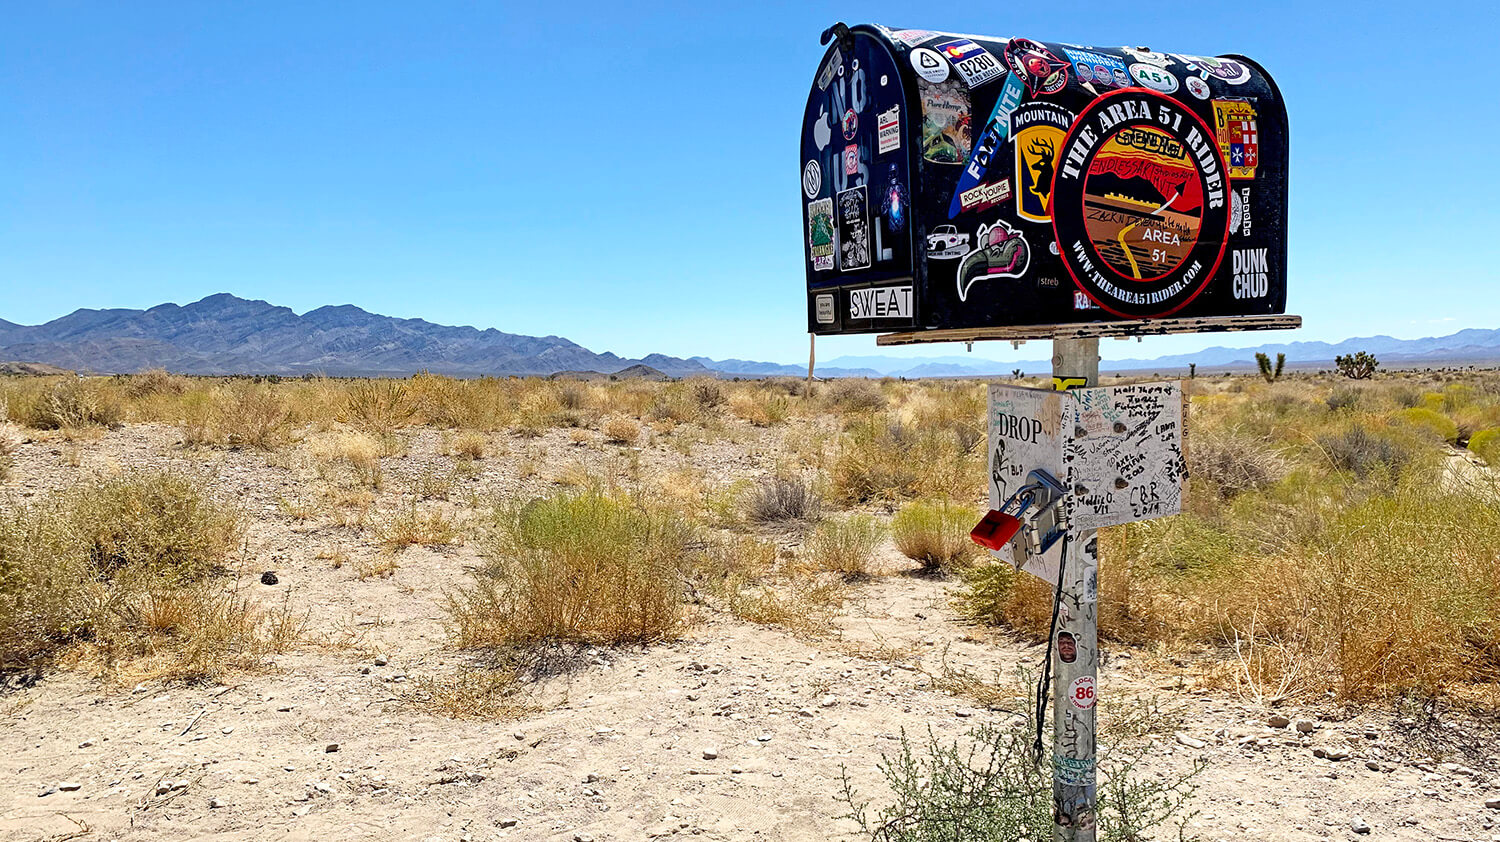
[0,369,1498,841]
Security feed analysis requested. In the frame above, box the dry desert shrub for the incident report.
[378,500,460,550]
[451,489,698,646]
[14,378,123,430]
[745,474,822,524]
[820,378,886,413]
[1395,406,1459,443]
[890,499,979,571]
[450,430,487,461]
[603,416,642,445]
[1470,427,1500,463]
[0,470,294,681]
[1188,426,1290,498]
[806,514,885,577]
[309,431,387,488]
[830,414,982,504]
[345,379,417,433]
[729,390,789,427]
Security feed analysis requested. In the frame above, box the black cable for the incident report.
[1033,532,1072,762]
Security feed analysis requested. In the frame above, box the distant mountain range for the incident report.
[1,293,1497,378]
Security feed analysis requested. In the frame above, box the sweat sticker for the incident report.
[1012,101,1075,223]
[1068,675,1097,710]
[910,47,950,83]
[807,198,833,271]
[934,38,1005,87]
[1005,38,1069,95]
[877,105,901,154]
[1212,98,1259,180]
[836,185,872,271]
[1052,89,1230,318]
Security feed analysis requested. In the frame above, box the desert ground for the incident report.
[2,372,1499,842]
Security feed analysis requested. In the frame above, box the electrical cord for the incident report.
[1033,532,1073,762]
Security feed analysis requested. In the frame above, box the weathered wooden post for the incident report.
[1050,337,1099,839]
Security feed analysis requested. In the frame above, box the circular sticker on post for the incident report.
[1184,75,1211,100]
[802,160,822,199]
[1068,675,1096,710]
[910,47,950,83]
[1128,63,1179,93]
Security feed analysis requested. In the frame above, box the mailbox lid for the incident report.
[800,27,918,334]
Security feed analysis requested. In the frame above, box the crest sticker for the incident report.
[1012,101,1075,223]
[1212,99,1259,180]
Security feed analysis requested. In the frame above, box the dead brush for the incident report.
[745,475,822,524]
[378,500,460,550]
[18,378,123,430]
[450,430,487,460]
[603,416,642,445]
[1187,426,1290,498]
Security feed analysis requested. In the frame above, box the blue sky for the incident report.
[1,2,1494,365]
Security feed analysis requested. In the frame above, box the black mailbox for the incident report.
[800,24,1288,335]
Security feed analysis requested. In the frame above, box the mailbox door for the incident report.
[801,30,917,334]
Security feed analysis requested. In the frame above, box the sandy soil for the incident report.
[3,421,1499,842]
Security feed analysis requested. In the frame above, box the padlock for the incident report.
[970,509,1023,550]
[970,486,1036,551]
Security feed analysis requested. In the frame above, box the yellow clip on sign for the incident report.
[1052,376,1088,391]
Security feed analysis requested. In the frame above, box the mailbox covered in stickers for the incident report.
[800,24,1288,335]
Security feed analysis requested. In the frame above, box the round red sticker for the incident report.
[1068,675,1096,710]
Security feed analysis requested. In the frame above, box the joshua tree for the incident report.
[1255,352,1286,383]
[1335,351,1379,380]
[1188,363,1196,379]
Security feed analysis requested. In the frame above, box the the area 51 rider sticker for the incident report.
[1051,90,1230,318]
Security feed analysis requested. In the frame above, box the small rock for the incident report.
[1351,817,1371,834]
[756,734,772,742]
[57,782,81,792]
[208,797,227,809]
[584,773,600,783]
[702,748,718,760]
[260,571,279,585]
[819,695,837,708]
[1294,719,1316,733]
[78,738,96,748]
[1486,798,1500,810]
[574,835,594,842]
[1174,732,1206,749]
[498,818,518,828]
[325,743,340,753]
[797,708,814,718]
[1266,715,1290,728]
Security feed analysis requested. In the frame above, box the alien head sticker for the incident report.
[1052,90,1230,318]
[956,220,1031,302]
[1004,38,1069,96]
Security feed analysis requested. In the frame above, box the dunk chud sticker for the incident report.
[1051,89,1230,318]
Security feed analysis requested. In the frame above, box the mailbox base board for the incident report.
[876,315,1302,346]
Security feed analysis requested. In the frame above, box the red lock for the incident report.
[970,509,1023,551]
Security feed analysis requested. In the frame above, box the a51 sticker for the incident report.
[1068,675,1096,709]
[1128,63,1178,93]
